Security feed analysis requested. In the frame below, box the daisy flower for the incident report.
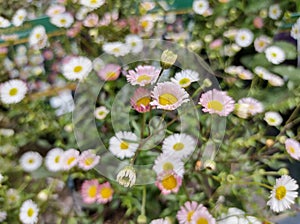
[171,70,200,88]
[235,28,253,48]
[78,149,100,170]
[224,66,244,75]
[237,68,253,80]
[62,56,92,81]
[151,82,190,110]
[140,1,156,12]
[19,151,43,172]
[19,200,39,224]
[254,35,272,53]
[116,165,136,187]
[269,4,282,20]
[50,13,74,28]
[218,207,261,224]
[264,111,283,126]
[46,4,66,17]
[0,79,28,104]
[126,65,160,86]
[61,148,80,170]
[199,89,235,116]
[94,106,110,120]
[254,66,272,80]
[265,46,285,65]
[191,206,216,224]
[29,25,48,50]
[130,87,151,113]
[0,16,10,28]
[162,133,196,159]
[97,182,114,204]
[193,0,209,15]
[97,64,121,81]
[267,175,299,212]
[0,211,7,222]
[285,139,300,160]
[238,97,264,116]
[291,22,300,39]
[80,0,105,9]
[153,153,185,177]
[12,9,27,27]
[150,218,171,224]
[125,34,143,54]
[102,42,130,57]
[83,13,99,27]
[81,179,99,204]
[7,188,20,204]
[268,74,284,87]
[177,201,205,224]
[156,170,182,195]
[109,131,139,159]
[139,15,155,32]
[45,147,64,172]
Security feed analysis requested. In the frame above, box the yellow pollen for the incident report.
[158,93,178,106]
[275,186,286,200]
[88,185,97,198]
[84,157,94,166]
[54,156,60,163]
[163,162,174,171]
[288,146,295,154]
[90,0,97,4]
[241,35,246,40]
[74,65,83,73]
[197,217,209,224]
[173,142,184,151]
[198,3,203,8]
[141,20,149,28]
[136,97,151,107]
[27,208,34,217]
[106,72,117,79]
[179,78,191,87]
[18,15,24,20]
[98,111,105,116]
[60,18,66,24]
[207,100,224,111]
[120,141,129,150]
[28,159,34,164]
[36,33,41,39]
[161,174,177,190]
[187,211,194,222]
[9,88,18,96]
[268,118,276,123]
[271,52,277,58]
[67,157,76,165]
[259,41,265,47]
[100,187,112,199]
[113,48,120,53]
[137,75,151,83]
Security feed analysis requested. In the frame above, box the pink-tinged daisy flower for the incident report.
[238,97,264,116]
[83,13,99,27]
[126,65,160,86]
[62,148,80,170]
[78,149,100,170]
[254,35,272,53]
[97,182,114,204]
[130,87,151,113]
[191,206,216,224]
[80,0,105,9]
[156,170,182,195]
[153,153,185,177]
[267,175,299,212]
[237,68,253,80]
[177,201,205,224]
[199,89,235,116]
[81,179,99,204]
[97,64,121,81]
[46,4,66,17]
[151,82,190,111]
[285,139,300,160]
[268,74,284,87]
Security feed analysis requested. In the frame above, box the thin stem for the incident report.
[141,186,147,216]
[234,181,273,190]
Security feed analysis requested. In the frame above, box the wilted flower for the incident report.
[116,165,136,187]
[160,50,177,69]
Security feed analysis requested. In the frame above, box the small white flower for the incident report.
[269,4,282,20]
[193,0,209,15]
[61,148,80,170]
[254,35,272,53]
[235,28,253,48]
[19,151,43,172]
[116,165,136,187]
[265,46,285,65]
[254,66,271,80]
[0,79,28,104]
[291,21,300,39]
[264,111,283,126]
[50,13,74,28]
[0,16,10,28]
[7,188,20,204]
[153,153,185,177]
[12,9,27,27]
[62,56,92,81]
[0,211,7,222]
[29,25,48,50]
[237,68,253,80]
[171,69,199,88]
[94,106,109,120]
[19,200,39,224]
[46,4,66,17]
[267,175,299,212]
[268,74,284,87]
[80,0,105,9]
[218,207,261,224]
[125,35,143,54]
[139,15,155,32]
[45,148,64,172]
[103,42,130,57]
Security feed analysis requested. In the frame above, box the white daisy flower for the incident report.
[0,16,11,28]
[269,4,282,20]
[0,211,7,222]
[153,153,185,177]
[267,175,299,212]
[19,151,42,172]
[235,28,253,48]
[94,106,109,120]
[109,131,139,159]
[125,35,143,54]
[45,147,64,172]
[237,68,253,80]
[268,74,284,87]
[139,15,155,32]
[29,25,48,50]
[0,79,28,104]
[102,42,130,57]
[193,0,209,15]
[19,200,39,224]
[265,46,285,65]
[254,66,272,80]
[12,9,27,27]
[238,97,264,117]
[264,111,283,126]
[285,139,300,160]
[61,148,80,170]
[78,149,100,170]
[46,4,66,17]
[218,207,261,224]
[50,13,74,28]
[62,56,92,81]
[162,133,196,159]
[7,188,20,204]
[80,0,105,9]
[224,66,244,75]
[291,21,300,39]
[254,35,272,53]
[171,69,200,88]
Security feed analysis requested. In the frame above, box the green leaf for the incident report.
[273,41,297,60]
[240,53,270,69]
[270,65,300,82]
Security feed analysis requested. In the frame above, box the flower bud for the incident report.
[278,168,289,175]
[266,139,274,147]
[116,165,136,188]
[137,214,147,224]
[37,189,49,202]
[203,160,216,171]
[160,50,177,69]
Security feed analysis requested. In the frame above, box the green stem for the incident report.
[141,186,146,216]
[234,181,273,190]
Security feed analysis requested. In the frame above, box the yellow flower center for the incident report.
[136,97,151,107]
[67,157,76,165]
[161,174,177,190]
[60,18,66,24]
[120,141,129,150]
[272,9,277,14]
[100,187,113,199]
[241,35,246,40]
[259,41,265,47]
[113,48,120,53]
[179,78,191,87]
[90,0,97,4]
[18,15,24,20]
[74,65,83,73]
[35,33,41,39]
[28,159,34,164]
[84,157,94,166]
[88,185,97,198]
[198,3,203,8]
[141,20,149,29]
[173,142,184,151]
[137,75,151,83]
[9,88,18,96]
[288,146,295,154]
[159,93,178,106]
[55,156,60,163]
[275,186,287,200]
[207,100,224,111]
[196,217,209,224]
[163,162,174,171]
[187,211,194,222]
[106,71,117,80]
[271,52,277,58]
[268,118,276,123]
[27,208,34,217]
